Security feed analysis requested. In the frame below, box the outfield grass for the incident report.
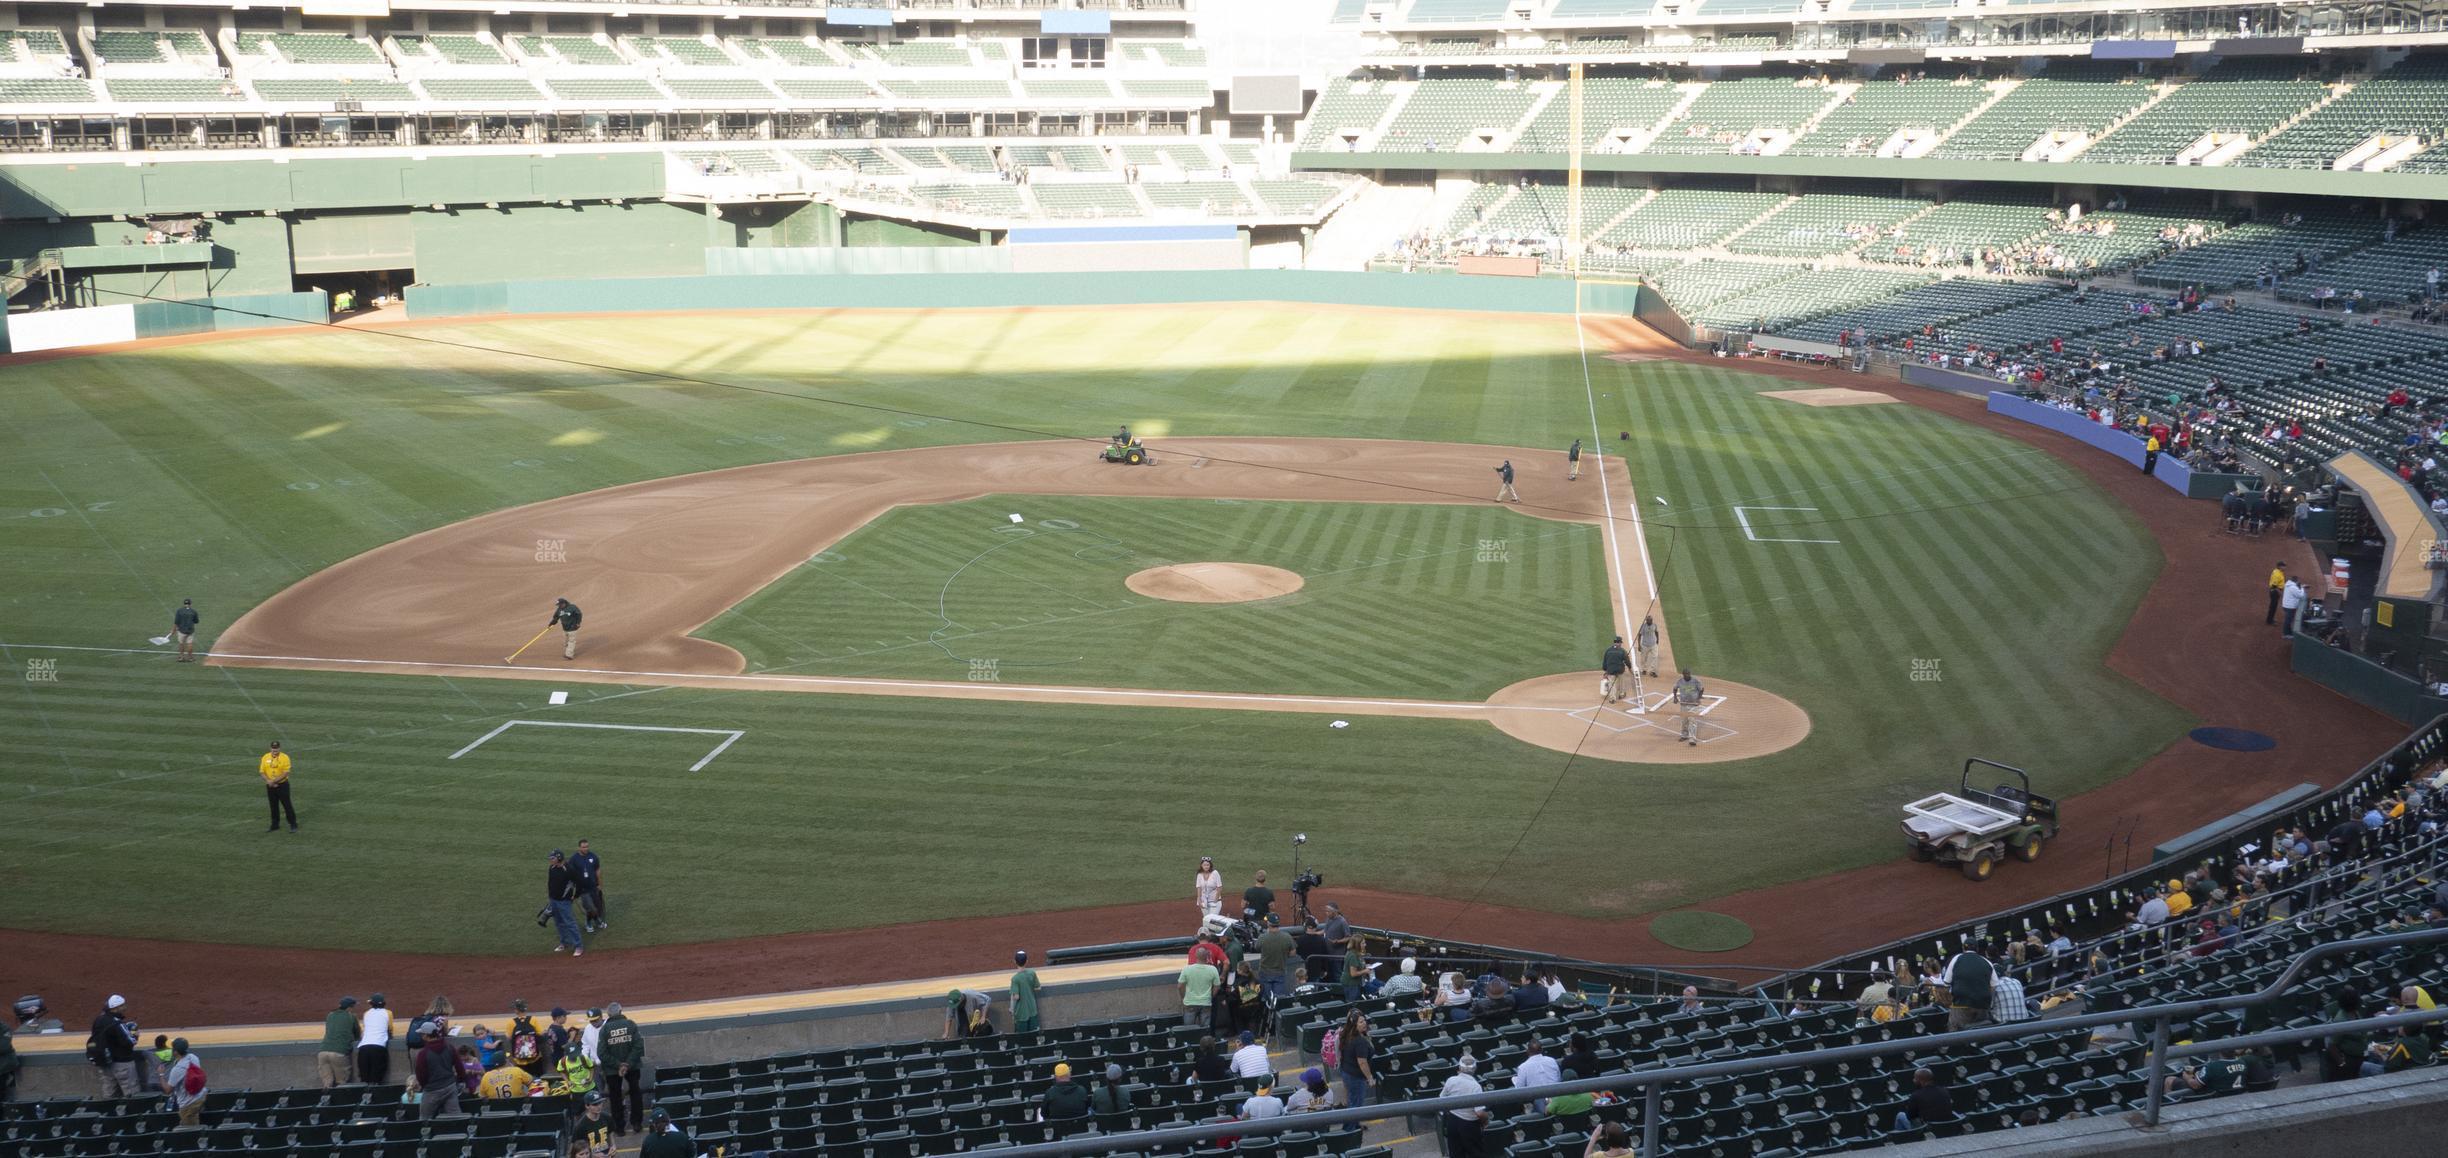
[0,306,2194,953]
[701,497,1611,700]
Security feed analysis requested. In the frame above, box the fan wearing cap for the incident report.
[86,994,141,1098]
[637,1106,693,1158]
[1442,1053,1491,1158]
[1229,1030,1270,1079]
[316,996,359,1089]
[550,598,583,660]
[575,1090,616,1156]
[545,850,584,958]
[1009,951,1043,1034]
[354,993,393,1085]
[1038,1062,1093,1135]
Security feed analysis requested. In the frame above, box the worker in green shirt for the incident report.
[1010,951,1043,1034]
[596,1002,646,1135]
[316,996,358,1089]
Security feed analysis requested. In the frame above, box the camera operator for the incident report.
[1243,872,1276,923]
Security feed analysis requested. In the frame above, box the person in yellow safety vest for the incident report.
[555,1049,597,1097]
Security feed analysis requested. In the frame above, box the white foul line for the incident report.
[1733,506,1841,545]
[448,719,746,772]
[1574,298,1652,641]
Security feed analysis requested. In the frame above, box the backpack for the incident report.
[1319,1028,1341,1072]
[180,1058,207,1097]
[510,1028,541,1066]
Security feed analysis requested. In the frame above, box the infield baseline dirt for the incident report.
[0,314,2399,1029]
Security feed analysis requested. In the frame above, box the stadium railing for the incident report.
[966,928,2448,1158]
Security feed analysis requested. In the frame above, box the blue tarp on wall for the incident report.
[823,6,895,26]
[1040,10,1112,34]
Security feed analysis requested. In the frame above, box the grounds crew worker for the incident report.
[1494,460,1520,503]
[173,598,200,663]
[1567,438,1583,482]
[1635,615,1661,678]
[260,740,297,832]
[1599,637,1632,705]
[1671,669,1705,747]
[550,598,583,660]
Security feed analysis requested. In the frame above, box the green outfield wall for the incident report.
[404,268,1585,319]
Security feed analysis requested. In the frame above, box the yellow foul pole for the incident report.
[1567,61,1585,277]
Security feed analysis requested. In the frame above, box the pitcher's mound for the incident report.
[1762,388,1896,407]
[1127,562,1304,604]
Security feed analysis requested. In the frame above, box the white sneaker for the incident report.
[573,949,584,958]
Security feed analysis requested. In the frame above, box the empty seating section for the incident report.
[515,35,625,67]
[775,78,877,102]
[545,77,667,103]
[915,181,1026,216]
[1931,67,2158,159]
[1298,77,1397,149]
[1864,197,2047,265]
[0,77,95,102]
[678,148,787,175]
[1693,267,1930,329]
[8,27,70,62]
[2136,217,2381,288]
[2082,61,2329,164]
[1780,278,2058,343]
[1381,77,1540,150]
[1728,192,1926,258]
[747,38,835,68]
[1001,143,1057,168]
[245,32,383,65]
[1785,79,1993,155]
[1149,42,1205,68]
[1145,181,1256,214]
[1646,77,1837,154]
[1601,188,1784,249]
[665,79,778,102]
[1253,180,1340,214]
[1032,182,1144,218]
[91,29,169,64]
[632,36,735,67]
[878,40,972,68]
[2275,232,2448,305]
[1405,0,1512,20]
[418,77,546,102]
[880,78,1013,101]
[1550,0,1650,13]
[1653,261,1807,314]
[1515,76,1683,152]
[881,144,997,173]
[0,1088,571,1158]
[1020,75,1116,101]
[792,146,901,174]
[106,78,237,102]
[428,34,510,66]
[253,79,415,102]
[2247,56,2448,168]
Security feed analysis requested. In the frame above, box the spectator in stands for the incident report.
[2322,991,2369,1081]
[1039,1063,1092,1134]
[1940,946,1994,1032]
[1585,1122,1634,1158]
[598,1003,645,1134]
[316,997,358,1089]
[1343,946,1370,1003]
[573,1092,615,1157]
[1225,964,1262,1037]
[1090,1062,1133,1122]
[1990,969,2033,1024]
[1230,1030,1270,1079]
[164,1038,205,1128]
[476,1052,531,1099]
[408,996,452,1045]
[1441,1054,1490,1158]
[1010,951,1043,1034]
[637,1107,692,1158]
[411,1022,460,1119]
[1676,986,1703,1016]
[1191,1036,1229,1083]
[454,1045,480,1097]
[1320,902,1351,960]
[1432,973,1472,1024]
[87,994,140,1098]
[1337,1009,1376,1108]
[544,1007,574,1070]
[506,1000,545,1077]
[1470,977,1513,1020]
[1241,1081,1286,1121]
[2163,881,2195,920]
[2139,887,2171,927]
[944,989,993,1040]
[1294,921,1334,988]
[1893,1067,1957,1133]
[1514,1038,1561,1089]
[1382,958,1425,999]
[1512,972,1551,1014]
[1854,971,1897,1019]
[1562,1034,1601,1083]
[1286,1067,1335,1113]
[1255,921,1295,1002]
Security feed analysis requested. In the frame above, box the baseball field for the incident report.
[3,303,2193,962]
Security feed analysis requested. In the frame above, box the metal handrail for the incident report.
[967,928,2448,1158]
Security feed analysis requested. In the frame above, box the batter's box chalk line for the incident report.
[1569,694,1734,742]
[448,719,745,773]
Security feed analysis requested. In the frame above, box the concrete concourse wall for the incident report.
[406,269,1583,320]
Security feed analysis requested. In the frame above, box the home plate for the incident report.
[549,691,569,706]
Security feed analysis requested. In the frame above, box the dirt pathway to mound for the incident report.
[1,319,2397,1029]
